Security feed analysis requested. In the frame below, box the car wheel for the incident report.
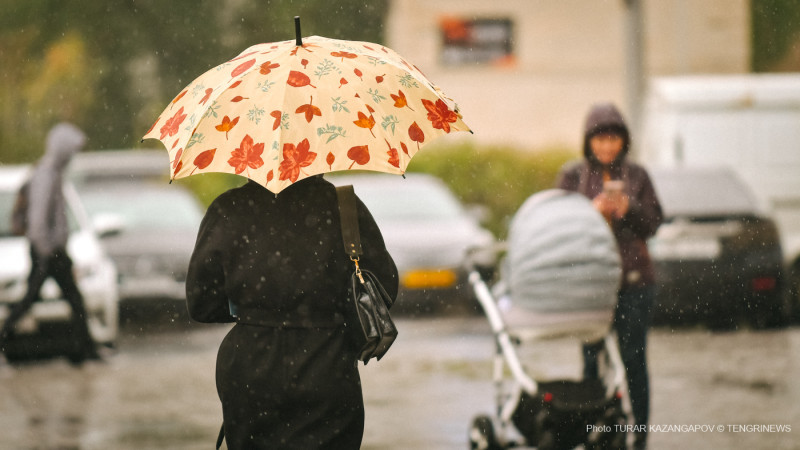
[469,415,501,450]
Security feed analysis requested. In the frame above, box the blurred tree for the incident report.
[25,33,103,133]
[0,0,387,163]
[752,0,800,71]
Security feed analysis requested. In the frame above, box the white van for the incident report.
[639,73,800,309]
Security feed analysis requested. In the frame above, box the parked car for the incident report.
[328,173,497,314]
[68,151,205,306]
[647,166,786,329]
[0,165,119,356]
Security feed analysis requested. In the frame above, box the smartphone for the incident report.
[603,180,625,197]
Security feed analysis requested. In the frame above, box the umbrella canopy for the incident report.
[143,30,470,194]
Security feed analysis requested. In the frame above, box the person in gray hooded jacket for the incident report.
[0,122,101,364]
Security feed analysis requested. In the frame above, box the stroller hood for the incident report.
[504,189,621,315]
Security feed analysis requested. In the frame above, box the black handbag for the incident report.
[336,185,397,364]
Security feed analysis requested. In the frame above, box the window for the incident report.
[439,17,514,66]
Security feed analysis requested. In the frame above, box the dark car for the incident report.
[647,166,786,329]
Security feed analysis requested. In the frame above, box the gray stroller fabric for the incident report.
[504,189,621,314]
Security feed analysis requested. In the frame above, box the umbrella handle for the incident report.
[295,16,302,46]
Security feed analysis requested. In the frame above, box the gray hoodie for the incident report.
[26,123,86,257]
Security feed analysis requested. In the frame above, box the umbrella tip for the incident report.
[294,16,302,46]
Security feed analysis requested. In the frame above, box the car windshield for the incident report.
[650,169,757,217]
[353,181,465,222]
[79,185,203,230]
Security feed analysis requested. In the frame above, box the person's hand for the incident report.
[593,192,629,220]
[592,193,615,220]
[612,193,629,219]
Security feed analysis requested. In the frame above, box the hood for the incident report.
[582,103,630,167]
[41,122,86,170]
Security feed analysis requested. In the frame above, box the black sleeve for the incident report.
[185,202,235,323]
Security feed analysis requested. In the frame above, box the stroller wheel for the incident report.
[469,415,501,450]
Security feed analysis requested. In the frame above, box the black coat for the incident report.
[186,177,398,449]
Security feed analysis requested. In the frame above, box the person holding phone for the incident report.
[556,103,663,450]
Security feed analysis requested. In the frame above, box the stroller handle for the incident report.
[468,270,538,394]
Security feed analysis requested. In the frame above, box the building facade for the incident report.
[386,0,750,150]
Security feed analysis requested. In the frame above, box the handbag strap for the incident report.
[336,185,366,283]
[336,185,363,258]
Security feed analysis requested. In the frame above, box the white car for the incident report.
[328,173,497,314]
[0,165,119,353]
[69,150,205,304]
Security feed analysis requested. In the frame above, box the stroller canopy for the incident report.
[504,189,621,314]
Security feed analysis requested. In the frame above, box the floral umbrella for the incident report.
[142,24,470,194]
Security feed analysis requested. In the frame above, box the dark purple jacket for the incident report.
[556,103,663,289]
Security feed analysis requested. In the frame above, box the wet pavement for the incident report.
[0,313,799,449]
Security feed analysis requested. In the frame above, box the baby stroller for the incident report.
[467,189,631,450]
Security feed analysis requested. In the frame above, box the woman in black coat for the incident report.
[186,176,398,449]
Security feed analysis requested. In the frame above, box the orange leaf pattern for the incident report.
[231,59,255,77]
[422,99,458,133]
[159,107,186,140]
[287,70,315,88]
[385,140,400,168]
[408,121,425,148]
[200,88,213,105]
[331,51,357,61]
[347,145,370,169]
[194,149,217,170]
[391,90,413,110]
[354,112,376,137]
[279,138,317,182]
[215,115,239,139]
[270,110,282,130]
[259,61,279,75]
[326,152,336,168]
[228,135,264,174]
[142,35,470,194]
[295,97,322,123]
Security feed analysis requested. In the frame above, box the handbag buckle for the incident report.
[351,256,365,283]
